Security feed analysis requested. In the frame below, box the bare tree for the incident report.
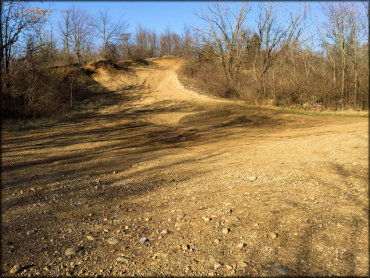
[148,30,158,57]
[58,9,72,64]
[197,3,250,88]
[181,25,193,59]
[93,9,127,59]
[135,25,149,58]
[1,0,50,76]
[119,32,132,59]
[69,6,91,64]
[255,3,306,85]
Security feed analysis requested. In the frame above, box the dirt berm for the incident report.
[1,58,368,276]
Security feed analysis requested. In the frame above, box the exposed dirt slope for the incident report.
[1,58,368,277]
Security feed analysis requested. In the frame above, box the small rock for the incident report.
[182,244,190,250]
[10,264,21,274]
[214,262,222,269]
[139,237,149,243]
[161,230,168,235]
[116,256,130,262]
[87,235,96,241]
[107,237,119,245]
[144,217,151,222]
[238,261,248,268]
[124,226,129,230]
[177,212,186,219]
[202,216,211,222]
[214,239,220,244]
[237,243,246,249]
[269,232,278,239]
[276,267,288,275]
[226,264,233,270]
[248,176,257,181]
[65,246,80,256]
[222,228,230,234]
[113,171,117,174]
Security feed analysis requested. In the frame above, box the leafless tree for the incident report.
[1,0,50,76]
[58,9,72,63]
[92,9,127,59]
[69,6,91,64]
[255,4,306,85]
[197,3,250,88]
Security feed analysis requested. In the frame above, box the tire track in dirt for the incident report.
[1,58,368,276]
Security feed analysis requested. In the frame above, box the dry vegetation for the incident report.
[2,57,368,277]
[1,1,368,121]
[1,1,369,277]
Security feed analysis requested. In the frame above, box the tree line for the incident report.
[1,1,369,119]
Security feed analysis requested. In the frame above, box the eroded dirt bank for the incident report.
[2,58,368,276]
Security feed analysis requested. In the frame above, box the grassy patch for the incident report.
[271,107,368,118]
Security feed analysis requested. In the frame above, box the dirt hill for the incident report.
[1,58,368,276]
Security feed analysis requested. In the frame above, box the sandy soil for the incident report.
[1,58,368,276]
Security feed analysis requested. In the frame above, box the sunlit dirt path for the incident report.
[2,58,368,276]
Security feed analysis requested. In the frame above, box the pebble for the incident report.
[222,228,230,234]
[276,267,288,275]
[214,262,221,269]
[238,261,248,268]
[248,176,257,181]
[269,232,278,239]
[116,256,130,262]
[237,243,246,249]
[65,246,80,256]
[226,264,233,270]
[161,230,168,235]
[10,264,21,274]
[139,237,149,243]
[202,216,211,222]
[214,239,220,244]
[182,244,190,250]
[107,237,119,245]
[86,235,96,241]
[177,212,186,219]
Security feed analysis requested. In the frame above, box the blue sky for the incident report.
[29,1,337,50]
[32,1,324,33]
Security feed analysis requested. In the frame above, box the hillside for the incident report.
[1,58,368,276]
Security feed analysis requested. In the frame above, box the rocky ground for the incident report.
[1,58,368,276]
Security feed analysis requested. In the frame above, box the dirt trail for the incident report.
[1,58,368,276]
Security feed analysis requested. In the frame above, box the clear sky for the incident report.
[31,1,323,33]
[29,1,353,50]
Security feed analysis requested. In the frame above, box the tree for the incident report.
[320,2,367,107]
[58,9,72,63]
[69,6,91,64]
[1,0,50,76]
[197,3,250,89]
[93,9,127,59]
[255,3,306,85]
